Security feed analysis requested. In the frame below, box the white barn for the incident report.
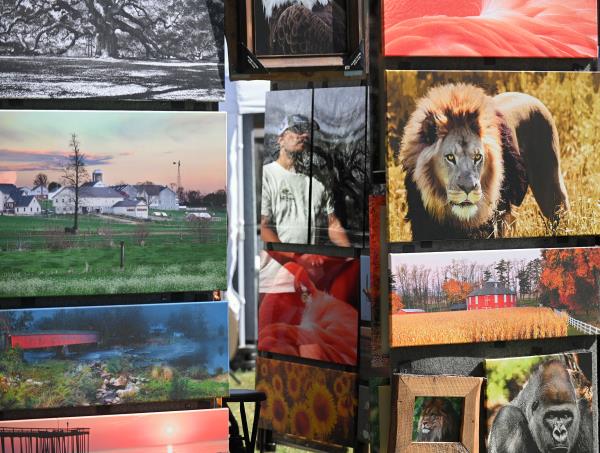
[112,199,149,219]
[14,195,41,215]
[52,186,124,214]
[135,185,178,210]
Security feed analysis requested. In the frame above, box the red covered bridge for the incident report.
[5,331,99,350]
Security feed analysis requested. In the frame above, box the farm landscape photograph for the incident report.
[0,110,226,297]
[0,302,229,410]
[0,0,224,100]
[389,247,600,347]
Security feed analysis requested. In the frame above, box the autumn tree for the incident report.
[63,133,89,233]
[538,248,600,314]
[442,278,474,304]
[390,292,405,314]
[33,173,48,196]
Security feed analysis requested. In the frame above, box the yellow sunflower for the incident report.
[287,372,302,401]
[337,394,354,418]
[333,375,350,398]
[283,361,297,375]
[258,360,269,378]
[307,382,337,437]
[270,394,289,433]
[272,374,284,395]
[290,403,313,439]
[255,381,273,421]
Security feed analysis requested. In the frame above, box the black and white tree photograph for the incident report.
[0,0,224,100]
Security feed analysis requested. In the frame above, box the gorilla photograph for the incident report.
[486,353,597,453]
[412,396,463,443]
[386,70,600,242]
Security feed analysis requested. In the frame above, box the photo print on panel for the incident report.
[0,301,229,411]
[0,110,226,298]
[261,87,367,247]
[389,247,600,348]
[0,0,224,100]
[485,353,596,453]
[256,356,357,449]
[386,71,600,242]
[252,0,348,57]
[258,250,359,365]
[383,0,598,58]
[0,408,229,452]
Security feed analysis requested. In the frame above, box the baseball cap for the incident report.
[278,114,321,136]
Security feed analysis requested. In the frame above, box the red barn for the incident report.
[466,281,517,310]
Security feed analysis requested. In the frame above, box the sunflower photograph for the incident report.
[256,357,357,448]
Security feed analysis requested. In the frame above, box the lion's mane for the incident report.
[398,83,532,240]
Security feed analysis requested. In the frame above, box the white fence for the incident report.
[569,316,600,335]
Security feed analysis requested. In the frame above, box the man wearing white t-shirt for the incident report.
[260,114,350,247]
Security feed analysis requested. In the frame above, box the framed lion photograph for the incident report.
[390,374,483,452]
[386,70,600,243]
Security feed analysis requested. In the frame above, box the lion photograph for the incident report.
[412,396,463,442]
[386,71,600,242]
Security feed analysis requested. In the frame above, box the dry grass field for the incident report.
[390,307,569,347]
[386,71,600,241]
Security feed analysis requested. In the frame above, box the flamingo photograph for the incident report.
[383,0,598,57]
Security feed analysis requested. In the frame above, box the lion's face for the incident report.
[400,83,504,228]
[429,126,485,221]
[416,397,460,442]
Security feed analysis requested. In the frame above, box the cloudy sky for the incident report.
[390,247,544,270]
[0,111,226,192]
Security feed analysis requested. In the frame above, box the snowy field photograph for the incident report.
[0,0,224,100]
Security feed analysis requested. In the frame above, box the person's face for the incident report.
[278,126,310,154]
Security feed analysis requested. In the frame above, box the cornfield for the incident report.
[386,71,600,241]
[390,307,569,347]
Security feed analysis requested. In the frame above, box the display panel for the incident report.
[260,87,367,247]
[258,250,359,365]
[485,353,596,453]
[256,356,357,448]
[0,0,224,100]
[383,0,598,58]
[387,70,600,242]
[389,247,599,348]
[0,301,229,410]
[0,408,229,452]
[0,111,226,298]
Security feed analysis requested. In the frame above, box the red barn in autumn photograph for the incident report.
[466,281,517,310]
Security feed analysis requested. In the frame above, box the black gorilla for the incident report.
[488,359,594,453]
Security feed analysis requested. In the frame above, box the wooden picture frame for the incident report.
[227,0,365,77]
[390,374,483,453]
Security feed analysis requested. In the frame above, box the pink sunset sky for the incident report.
[0,111,226,193]
[0,409,229,452]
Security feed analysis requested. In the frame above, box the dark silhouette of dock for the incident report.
[0,427,89,453]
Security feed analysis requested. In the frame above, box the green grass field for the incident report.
[0,212,226,296]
